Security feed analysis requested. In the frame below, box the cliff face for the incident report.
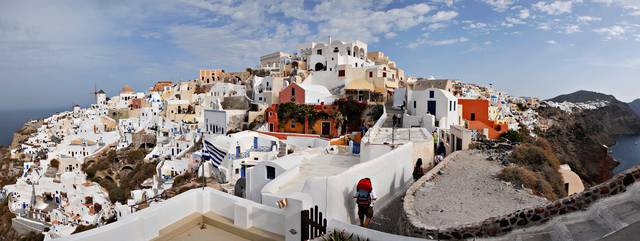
[539,92,640,185]
[630,99,640,116]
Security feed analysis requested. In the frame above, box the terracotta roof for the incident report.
[345,78,374,91]
[121,85,134,94]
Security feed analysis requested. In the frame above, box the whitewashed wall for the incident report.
[56,188,287,241]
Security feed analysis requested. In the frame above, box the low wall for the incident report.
[401,160,640,240]
[56,188,287,241]
[303,142,417,225]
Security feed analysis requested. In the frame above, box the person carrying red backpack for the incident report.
[353,178,377,227]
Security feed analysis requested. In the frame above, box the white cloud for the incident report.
[428,11,459,22]
[546,40,558,44]
[577,15,602,23]
[538,22,552,30]
[593,0,640,16]
[564,25,581,34]
[519,9,531,19]
[533,1,576,15]
[430,37,469,46]
[593,25,626,39]
[427,23,448,30]
[385,32,397,39]
[500,17,526,27]
[482,0,514,12]
[484,41,493,45]
[408,36,469,48]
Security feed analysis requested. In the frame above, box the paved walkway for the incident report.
[410,151,547,228]
[481,183,640,241]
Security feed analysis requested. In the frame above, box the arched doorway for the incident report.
[315,63,325,71]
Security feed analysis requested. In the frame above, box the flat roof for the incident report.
[276,151,359,195]
[367,128,430,145]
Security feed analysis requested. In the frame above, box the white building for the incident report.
[201,131,281,183]
[260,51,293,71]
[303,39,371,72]
[399,86,460,131]
[202,109,227,135]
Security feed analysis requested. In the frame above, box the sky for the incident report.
[0,0,639,111]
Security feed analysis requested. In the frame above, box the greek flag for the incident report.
[202,140,227,168]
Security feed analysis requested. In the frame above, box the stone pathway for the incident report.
[409,151,547,229]
[481,183,640,241]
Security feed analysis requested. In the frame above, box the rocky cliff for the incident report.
[539,91,640,185]
[630,99,640,116]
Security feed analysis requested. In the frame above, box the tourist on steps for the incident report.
[354,178,376,227]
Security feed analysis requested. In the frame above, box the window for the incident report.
[291,88,295,96]
[266,166,276,179]
[338,70,345,77]
[471,113,476,121]
[413,101,417,109]
[369,72,373,78]
[382,72,387,78]
[291,120,296,128]
[333,47,339,53]
[454,101,457,111]
[317,49,322,55]
[449,101,452,111]
[429,91,435,98]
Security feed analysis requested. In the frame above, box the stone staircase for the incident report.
[383,101,403,128]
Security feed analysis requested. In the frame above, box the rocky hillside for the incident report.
[629,99,640,116]
[538,92,640,185]
[547,90,617,103]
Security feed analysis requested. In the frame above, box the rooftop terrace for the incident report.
[275,149,359,195]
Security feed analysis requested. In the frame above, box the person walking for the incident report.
[413,159,424,181]
[353,178,376,227]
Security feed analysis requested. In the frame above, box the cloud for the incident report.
[593,25,626,39]
[533,1,576,15]
[593,0,640,16]
[408,35,469,48]
[503,17,526,27]
[482,0,514,12]
[564,25,581,34]
[577,15,602,23]
[546,40,558,44]
[427,23,448,30]
[519,9,531,19]
[428,11,459,22]
[429,37,469,46]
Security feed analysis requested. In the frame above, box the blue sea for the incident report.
[612,135,640,174]
[0,107,68,147]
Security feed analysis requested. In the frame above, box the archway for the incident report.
[315,63,325,71]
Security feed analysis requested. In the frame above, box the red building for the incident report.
[264,103,341,138]
[458,99,508,139]
[279,83,306,104]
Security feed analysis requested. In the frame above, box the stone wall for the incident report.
[401,159,640,240]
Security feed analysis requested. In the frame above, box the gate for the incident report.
[301,205,327,241]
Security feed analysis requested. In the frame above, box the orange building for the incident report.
[264,103,340,138]
[458,99,508,139]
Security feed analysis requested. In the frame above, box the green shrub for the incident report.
[499,130,524,143]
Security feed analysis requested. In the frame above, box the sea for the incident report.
[611,135,640,174]
[0,107,68,147]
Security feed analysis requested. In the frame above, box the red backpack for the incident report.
[356,178,372,205]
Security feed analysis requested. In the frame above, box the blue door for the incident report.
[240,166,246,177]
[427,101,437,116]
[236,146,241,156]
[253,137,258,149]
